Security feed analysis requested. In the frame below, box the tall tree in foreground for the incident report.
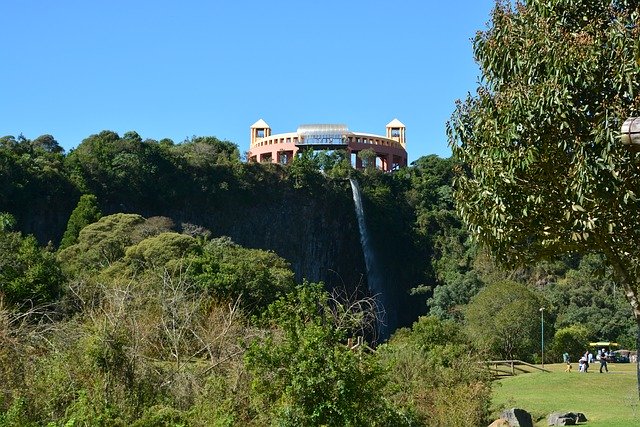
[448,0,640,395]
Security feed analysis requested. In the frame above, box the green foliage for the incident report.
[0,134,76,242]
[57,213,146,276]
[405,156,456,227]
[65,131,185,211]
[130,406,187,427]
[550,324,592,363]
[378,316,492,426]
[174,135,240,167]
[245,283,404,426]
[0,398,37,427]
[448,1,640,324]
[545,253,635,344]
[0,213,16,232]
[188,237,295,313]
[59,194,102,249]
[384,316,475,369]
[0,221,64,306]
[315,149,352,178]
[286,149,322,189]
[428,254,484,321]
[398,155,484,320]
[464,280,547,361]
[357,148,378,170]
[124,232,198,272]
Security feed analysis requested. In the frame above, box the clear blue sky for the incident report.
[1,0,495,162]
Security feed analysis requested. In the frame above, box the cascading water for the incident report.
[349,178,389,340]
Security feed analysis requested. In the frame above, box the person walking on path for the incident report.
[599,348,609,373]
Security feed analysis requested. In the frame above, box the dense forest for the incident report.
[0,131,634,426]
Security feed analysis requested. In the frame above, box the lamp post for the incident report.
[540,307,545,369]
[621,117,640,150]
[621,117,640,399]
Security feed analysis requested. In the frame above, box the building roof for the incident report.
[297,124,350,137]
[251,119,270,129]
[386,118,405,128]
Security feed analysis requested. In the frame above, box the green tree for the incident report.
[59,194,102,249]
[245,283,403,426]
[57,213,146,276]
[64,130,182,211]
[0,213,16,232]
[315,149,352,178]
[0,134,76,243]
[550,324,592,364]
[31,134,64,155]
[358,148,377,170]
[545,253,634,344]
[400,156,485,320]
[0,213,64,306]
[464,280,546,361]
[378,316,492,426]
[448,1,640,392]
[175,135,240,167]
[124,232,198,272]
[286,149,322,189]
[188,237,295,313]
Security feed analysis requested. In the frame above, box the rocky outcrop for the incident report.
[500,408,533,427]
[547,412,587,426]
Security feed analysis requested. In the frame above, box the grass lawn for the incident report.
[491,362,640,426]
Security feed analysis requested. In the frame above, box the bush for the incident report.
[245,284,407,426]
[57,213,146,276]
[549,324,592,363]
[378,316,492,426]
[188,237,295,313]
[0,221,64,306]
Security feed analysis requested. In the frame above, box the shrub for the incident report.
[549,324,592,363]
[378,316,492,426]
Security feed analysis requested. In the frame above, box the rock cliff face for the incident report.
[196,181,367,293]
[18,168,425,334]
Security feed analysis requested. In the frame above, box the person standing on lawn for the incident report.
[583,351,590,372]
[599,348,609,373]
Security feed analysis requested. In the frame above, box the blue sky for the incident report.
[1,0,495,162]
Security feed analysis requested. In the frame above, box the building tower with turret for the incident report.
[247,119,407,171]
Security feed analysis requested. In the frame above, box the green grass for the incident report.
[491,363,639,426]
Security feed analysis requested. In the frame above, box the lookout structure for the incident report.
[248,119,408,172]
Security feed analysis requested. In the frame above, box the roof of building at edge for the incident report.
[251,119,406,139]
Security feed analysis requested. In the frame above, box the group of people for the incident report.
[563,349,610,373]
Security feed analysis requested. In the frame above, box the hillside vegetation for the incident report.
[1,130,636,425]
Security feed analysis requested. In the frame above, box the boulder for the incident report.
[547,412,587,426]
[501,408,533,427]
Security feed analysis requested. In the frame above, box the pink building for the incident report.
[247,119,408,172]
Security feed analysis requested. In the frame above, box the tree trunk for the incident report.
[598,240,640,399]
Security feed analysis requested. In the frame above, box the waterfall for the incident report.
[349,178,389,340]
